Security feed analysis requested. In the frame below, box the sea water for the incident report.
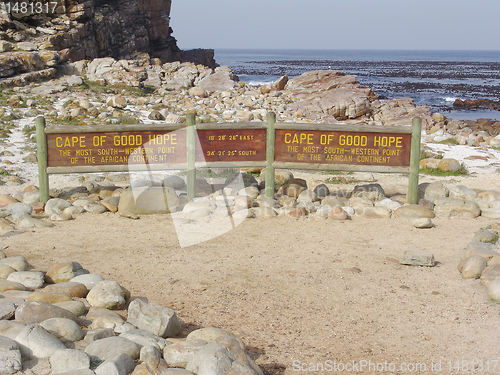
[215,49,500,121]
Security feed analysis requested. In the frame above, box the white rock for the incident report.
[49,349,91,374]
[126,299,182,338]
[15,324,66,358]
[39,317,84,342]
[0,336,22,374]
[7,271,44,289]
[86,280,130,310]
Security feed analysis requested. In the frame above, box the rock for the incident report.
[419,183,449,203]
[400,247,436,267]
[45,198,72,215]
[120,329,168,350]
[321,196,344,207]
[0,321,26,341]
[49,349,91,374]
[464,242,499,260]
[458,256,487,279]
[163,339,208,368]
[288,207,308,218]
[106,95,127,109]
[412,218,433,228]
[7,271,44,289]
[0,264,15,278]
[328,206,349,220]
[0,302,16,320]
[39,317,84,342]
[19,217,55,228]
[437,158,461,172]
[71,274,105,290]
[127,299,182,338]
[375,198,402,211]
[87,307,125,329]
[85,336,140,361]
[0,336,22,374]
[87,280,130,310]
[163,176,186,189]
[448,185,477,200]
[351,183,385,201]
[349,197,373,207]
[118,187,180,215]
[53,301,87,317]
[26,291,73,304]
[313,184,330,199]
[44,281,89,297]
[0,256,28,271]
[297,190,317,204]
[95,352,136,375]
[354,206,391,218]
[260,169,293,187]
[0,279,26,293]
[0,195,19,208]
[3,202,32,220]
[46,262,87,283]
[15,324,66,358]
[197,66,238,92]
[186,327,245,350]
[84,327,116,344]
[472,229,499,244]
[480,264,500,286]
[15,301,78,324]
[433,198,480,218]
[488,277,500,302]
[281,184,305,198]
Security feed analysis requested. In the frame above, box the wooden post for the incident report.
[407,117,422,204]
[265,112,276,199]
[35,116,50,203]
[186,113,197,200]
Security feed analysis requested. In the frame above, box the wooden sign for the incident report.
[196,128,266,162]
[46,130,186,167]
[274,129,411,167]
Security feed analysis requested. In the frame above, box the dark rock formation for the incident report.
[454,98,500,111]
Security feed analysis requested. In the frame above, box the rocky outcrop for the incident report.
[0,0,216,82]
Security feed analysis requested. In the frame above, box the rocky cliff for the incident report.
[0,0,216,81]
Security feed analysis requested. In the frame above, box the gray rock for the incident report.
[162,368,196,375]
[458,256,487,279]
[140,345,163,367]
[163,176,186,189]
[448,185,477,200]
[419,182,449,203]
[351,183,385,201]
[433,198,481,218]
[49,349,91,374]
[4,202,33,220]
[87,281,130,310]
[400,247,436,267]
[83,328,115,345]
[15,301,78,324]
[119,329,168,350]
[15,324,66,358]
[0,279,26,293]
[87,307,125,330]
[118,187,180,215]
[354,206,391,218]
[126,299,182,338]
[7,271,44,289]
[0,336,22,374]
[39,317,84,342]
[0,301,16,320]
[185,342,231,375]
[85,337,140,361]
[51,370,95,375]
[45,198,72,215]
[71,274,105,290]
[94,352,136,375]
[164,339,208,368]
[313,184,330,199]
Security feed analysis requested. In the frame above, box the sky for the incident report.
[170,0,500,51]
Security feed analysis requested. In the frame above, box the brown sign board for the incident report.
[46,130,187,167]
[196,129,267,162]
[274,129,411,167]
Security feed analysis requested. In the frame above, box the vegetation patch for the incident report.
[420,164,468,176]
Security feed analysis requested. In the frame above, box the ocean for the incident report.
[214,49,500,121]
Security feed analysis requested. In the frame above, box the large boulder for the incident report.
[118,187,180,215]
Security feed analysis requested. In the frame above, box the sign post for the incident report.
[35,116,50,203]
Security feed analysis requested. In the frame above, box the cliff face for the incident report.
[0,0,215,68]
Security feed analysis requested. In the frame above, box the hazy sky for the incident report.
[170,0,500,50]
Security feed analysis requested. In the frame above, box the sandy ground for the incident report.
[2,170,500,375]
